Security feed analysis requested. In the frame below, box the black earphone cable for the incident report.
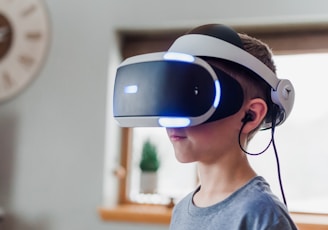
[271,117,288,207]
[238,108,288,207]
[238,122,272,156]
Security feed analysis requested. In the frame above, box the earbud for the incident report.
[241,112,254,123]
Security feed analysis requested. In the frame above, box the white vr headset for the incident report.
[113,24,295,129]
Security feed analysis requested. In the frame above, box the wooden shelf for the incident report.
[99,204,172,225]
[291,212,328,230]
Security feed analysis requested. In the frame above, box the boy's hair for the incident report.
[206,33,276,141]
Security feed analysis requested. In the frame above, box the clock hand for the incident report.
[0,27,9,42]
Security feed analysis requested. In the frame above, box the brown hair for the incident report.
[206,33,276,141]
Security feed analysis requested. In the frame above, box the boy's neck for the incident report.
[193,152,256,207]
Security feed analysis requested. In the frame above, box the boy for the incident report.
[166,24,298,229]
[113,23,297,229]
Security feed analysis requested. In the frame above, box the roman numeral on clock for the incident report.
[1,71,14,89]
[21,4,37,18]
[19,55,35,68]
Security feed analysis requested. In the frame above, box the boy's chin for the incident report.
[175,153,196,164]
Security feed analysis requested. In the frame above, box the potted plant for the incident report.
[139,139,160,194]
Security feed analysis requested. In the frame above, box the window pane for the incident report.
[248,53,328,213]
[129,127,196,204]
[126,53,328,213]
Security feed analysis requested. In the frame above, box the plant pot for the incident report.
[140,172,158,194]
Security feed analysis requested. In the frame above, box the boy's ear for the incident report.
[241,98,268,133]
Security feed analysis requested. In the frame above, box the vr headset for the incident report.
[113,24,295,129]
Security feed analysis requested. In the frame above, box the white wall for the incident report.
[0,0,327,230]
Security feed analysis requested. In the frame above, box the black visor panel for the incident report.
[113,60,216,118]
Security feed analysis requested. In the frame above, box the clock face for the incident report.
[0,0,50,103]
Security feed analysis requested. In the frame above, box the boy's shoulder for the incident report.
[171,176,298,230]
[235,176,281,208]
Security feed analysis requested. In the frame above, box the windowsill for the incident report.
[99,204,172,225]
[99,204,328,229]
[291,212,328,230]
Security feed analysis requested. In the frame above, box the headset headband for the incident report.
[169,34,278,88]
[113,24,295,129]
[168,33,295,128]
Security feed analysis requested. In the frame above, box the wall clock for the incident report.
[0,0,51,103]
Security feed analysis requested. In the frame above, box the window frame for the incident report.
[100,24,328,229]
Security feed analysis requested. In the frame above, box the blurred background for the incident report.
[1,0,328,229]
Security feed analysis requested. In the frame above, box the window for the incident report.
[249,53,328,214]
[123,53,328,214]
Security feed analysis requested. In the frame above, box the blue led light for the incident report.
[158,117,191,127]
[163,52,195,63]
[213,80,221,108]
[124,85,138,94]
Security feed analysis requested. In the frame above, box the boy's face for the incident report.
[166,109,244,164]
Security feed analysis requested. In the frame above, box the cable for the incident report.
[238,122,272,156]
[238,107,288,207]
[271,117,288,207]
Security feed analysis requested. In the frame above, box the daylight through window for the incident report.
[126,53,328,214]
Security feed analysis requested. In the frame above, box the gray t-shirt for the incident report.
[170,176,298,230]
